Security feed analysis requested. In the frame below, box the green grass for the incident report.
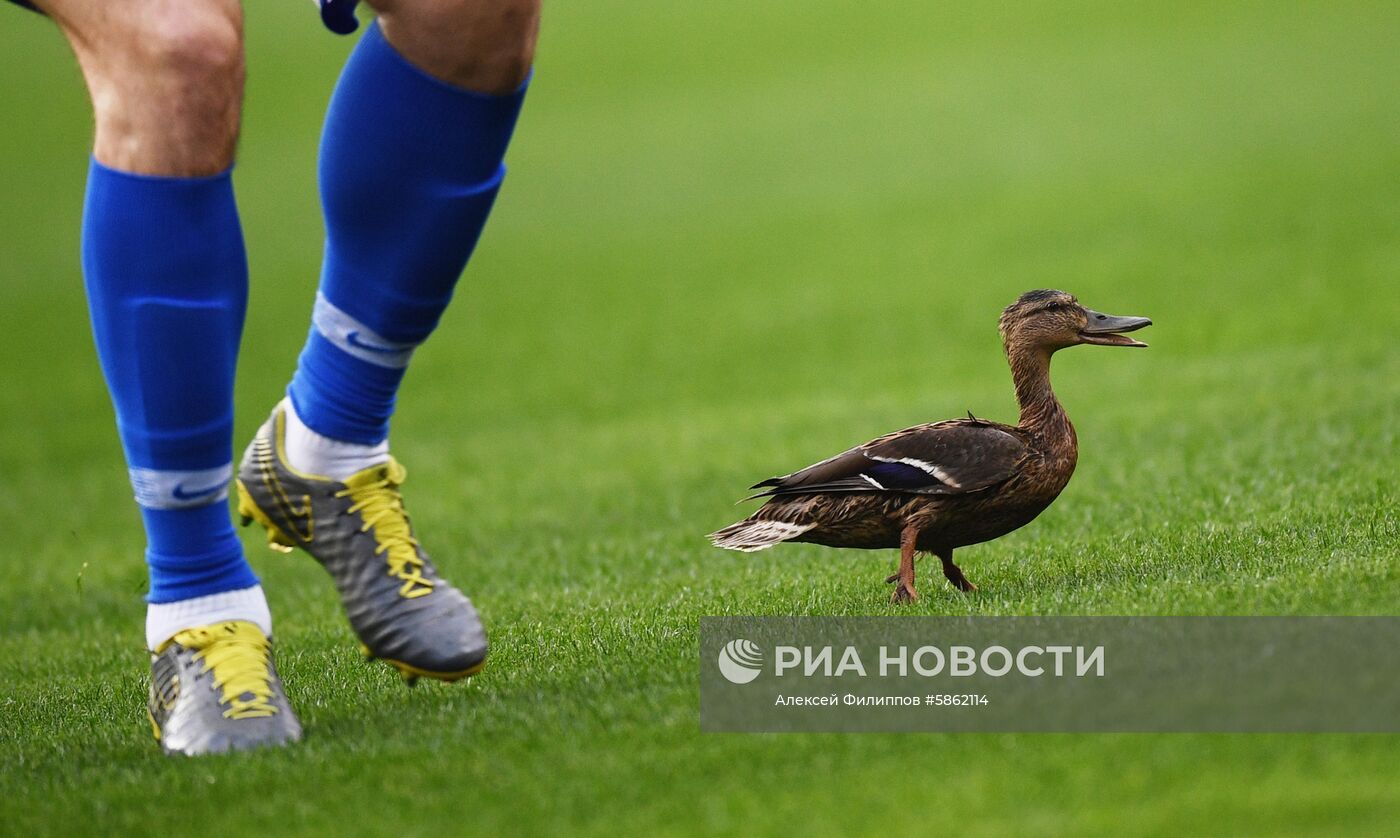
[2,0,1399,834]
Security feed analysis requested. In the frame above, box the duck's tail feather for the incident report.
[708,518,816,552]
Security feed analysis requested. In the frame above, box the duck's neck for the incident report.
[1007,344,1076,453]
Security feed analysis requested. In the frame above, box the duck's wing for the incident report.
[747,419,1029,498]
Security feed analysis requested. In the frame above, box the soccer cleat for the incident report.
[148,620,301,756]
[235,404,488,682]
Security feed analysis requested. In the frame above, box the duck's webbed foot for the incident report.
[939,551,977,592]
[890,578,918,603]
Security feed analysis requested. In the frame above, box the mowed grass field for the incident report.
[2,0,1399,834]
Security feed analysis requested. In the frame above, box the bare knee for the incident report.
[137,5,244,86]
[370,0,540,94]
[58,0,245,174]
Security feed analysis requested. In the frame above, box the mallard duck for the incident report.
[708,289,1151,603]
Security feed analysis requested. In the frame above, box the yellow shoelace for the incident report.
[336,459,435,599]
[171,622,279,720]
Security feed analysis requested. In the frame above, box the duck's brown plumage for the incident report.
[708,289,1151,602]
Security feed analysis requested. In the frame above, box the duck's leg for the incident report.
[938,549,977,592]
[890,525,920,604]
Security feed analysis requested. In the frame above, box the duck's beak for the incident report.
[1079,309,1152,347]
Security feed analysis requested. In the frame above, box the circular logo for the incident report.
[718,638,764,684]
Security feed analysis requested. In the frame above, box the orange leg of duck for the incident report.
[890,525,919,604]
[938,549,977,592]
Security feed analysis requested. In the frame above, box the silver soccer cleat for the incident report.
[148,620,302,756]
[235,403,488,683]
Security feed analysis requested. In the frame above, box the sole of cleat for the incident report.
[360,643,485,684]
[235,479,297,553]
[381,655,487,684]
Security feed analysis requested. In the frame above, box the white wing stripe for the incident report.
[867,455,964,489]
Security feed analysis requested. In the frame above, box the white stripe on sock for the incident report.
[129,464,233,510]
[311,291,417,369]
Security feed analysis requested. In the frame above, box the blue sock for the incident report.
[81,160,258,603]
[287,20,529,444]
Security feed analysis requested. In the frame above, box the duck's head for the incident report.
[999,289,1151,352]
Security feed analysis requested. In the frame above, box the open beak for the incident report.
[1079,309,1152,347]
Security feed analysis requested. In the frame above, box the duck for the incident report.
[708,289,1151,603]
